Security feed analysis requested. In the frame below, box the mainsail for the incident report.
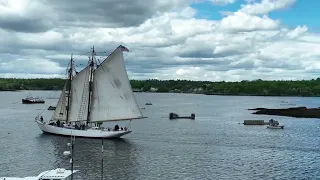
[88,46,143,122]
[67,66,91,122]
[51,45,143,124]
[51,82,68,121]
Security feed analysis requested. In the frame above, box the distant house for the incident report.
[150,87,158,92]
[132,88,142,92]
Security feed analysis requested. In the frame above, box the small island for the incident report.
[249,107,320,118]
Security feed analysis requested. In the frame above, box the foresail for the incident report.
[68,66,91,122]
[89,47,143,122]
[51,82,67,121]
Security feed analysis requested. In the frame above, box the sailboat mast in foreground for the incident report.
[35,45,146,138]
[0,135,79,179]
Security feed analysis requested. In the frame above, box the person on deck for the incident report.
[114,125,119,131]
[40,116,43,122]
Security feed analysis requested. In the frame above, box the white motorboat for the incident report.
[266,119,284,129]
[267,125,284,129]
[35,45,146,138]
[0,168,78,180]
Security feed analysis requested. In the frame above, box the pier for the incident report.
[243,120,269,125]
[169,113,195,120]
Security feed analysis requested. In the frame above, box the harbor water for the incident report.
[0,91,320,179]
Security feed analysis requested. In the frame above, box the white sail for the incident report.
[51,82,68,121]
[68,66,91,122]
[89,47,143,122]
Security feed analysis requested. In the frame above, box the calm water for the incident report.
[1,91,320,179]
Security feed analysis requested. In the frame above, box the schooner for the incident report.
[35,45,145,138]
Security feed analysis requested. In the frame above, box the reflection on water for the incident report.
[1,91,320,179]
[36,134,137,180]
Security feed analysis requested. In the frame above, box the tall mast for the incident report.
[66,54,73,123]
[70,135,75,180]
[86,46,94,124]
[101,137,104,180]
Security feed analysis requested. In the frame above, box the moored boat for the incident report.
[48,106,56,110]
[35,45,146,139]
[266,119,284,129]
[267,125,284,129]
[22,96,45,104]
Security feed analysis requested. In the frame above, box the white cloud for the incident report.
[239,0,296,15]
[0,58,65,74]
[219,12,280,32]
[0,73,65,79]
[211,0,237,5]
[0,0,319,81]
[287,25,308,39]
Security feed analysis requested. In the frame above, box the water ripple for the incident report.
[1,91,320,179]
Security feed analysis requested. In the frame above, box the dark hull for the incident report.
[48,106,56,110]
[22,99,45,104]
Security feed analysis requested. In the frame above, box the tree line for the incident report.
[1,78,320,97]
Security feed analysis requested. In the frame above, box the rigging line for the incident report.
[72,51,91,59]
[97,58,103,67]
[72,51,107,61]
[11,100,21,104]
[95,51,108,54]
[35,91,55,116]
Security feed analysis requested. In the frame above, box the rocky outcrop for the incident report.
[248,107,320,118]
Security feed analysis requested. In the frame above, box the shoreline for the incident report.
[2,78,320,97]
[2,89,320,97]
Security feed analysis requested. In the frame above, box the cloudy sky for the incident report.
[0,0,319,81]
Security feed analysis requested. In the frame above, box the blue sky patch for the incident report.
[191,0,319,31]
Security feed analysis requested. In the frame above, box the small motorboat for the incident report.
[267,125,284,129]
[22,95,45,104]
[48,106,56,110]
[0,168,78,180]
[266,119,284,129]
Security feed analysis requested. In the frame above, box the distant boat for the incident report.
[47,97,60,99]
[145,103,152,105]
[266,119,284,129]
[280,100,289,103]
[34,45,146,139]
[0,136,79,180]
[22,95,45,104]
[48,106,56,110]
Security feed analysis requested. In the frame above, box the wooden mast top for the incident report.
[66,54,73,123]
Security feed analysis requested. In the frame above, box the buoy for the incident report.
[63,151,70,156]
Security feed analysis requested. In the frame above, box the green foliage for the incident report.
[1,78,320,96]
[0,78,66,91]
[157,86,169,93]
